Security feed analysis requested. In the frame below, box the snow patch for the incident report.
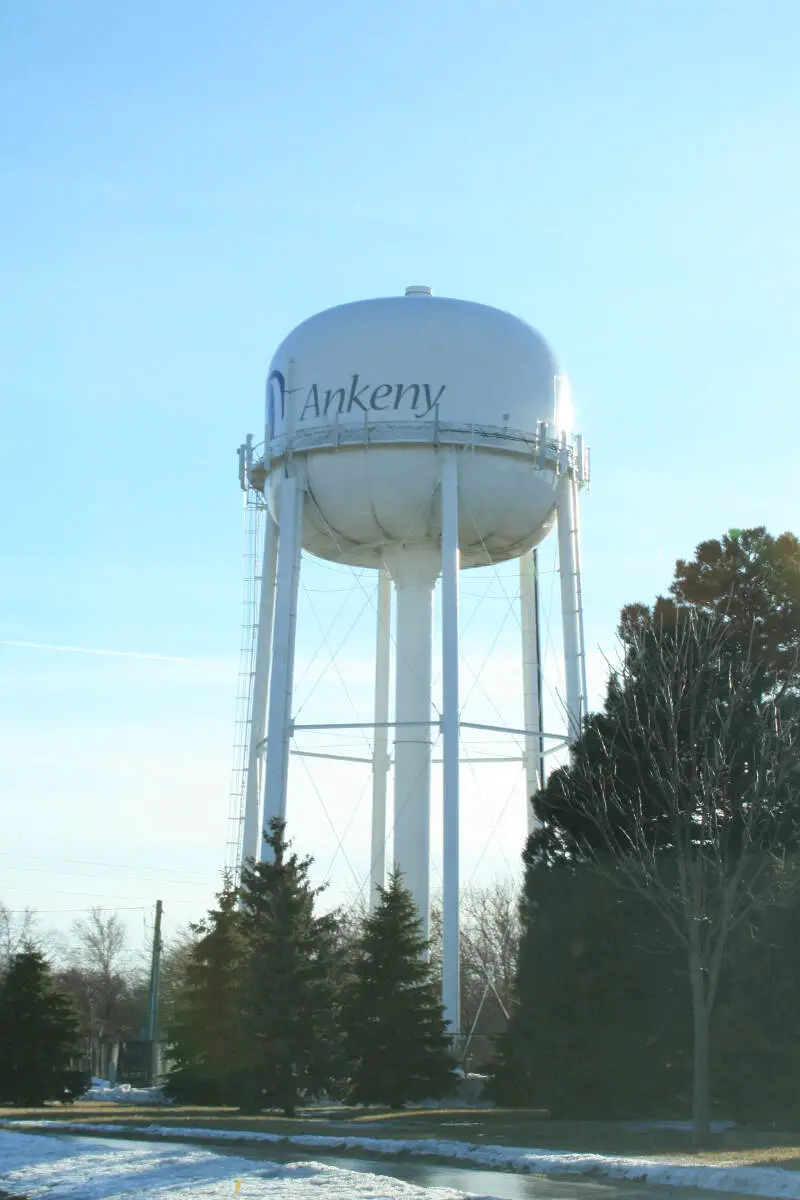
[5,1120,800,1198]
[83,1079,169,1104]
[0,1129,475,1198]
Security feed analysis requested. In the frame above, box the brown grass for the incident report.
[2,1104,800,1171]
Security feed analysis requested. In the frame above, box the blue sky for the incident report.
[1,0,798,950]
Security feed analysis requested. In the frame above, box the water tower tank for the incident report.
[264,289,571,568]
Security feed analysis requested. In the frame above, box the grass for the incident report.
[3,1103,800,1171]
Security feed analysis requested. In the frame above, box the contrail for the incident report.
[0,639,202,664]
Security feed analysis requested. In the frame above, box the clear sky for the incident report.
[1,0,798,953]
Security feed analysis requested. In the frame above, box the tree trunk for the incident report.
[689,961,711,1148]
[282,1081,297,1118]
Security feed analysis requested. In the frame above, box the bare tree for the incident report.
[62,908,143,1075]
[541,614,800,1145]
[71,908,127,977]
[335,897,368,956]
[459,882,519,1040]
[430,881,521,1063]
[156,929,194,1043]
[0,902,38,974]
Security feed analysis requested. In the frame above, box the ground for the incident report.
[2,1104,799,1170]
[7,1104,800,1199]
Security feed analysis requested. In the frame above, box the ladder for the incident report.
[224,488,266,885]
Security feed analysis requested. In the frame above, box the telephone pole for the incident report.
[147,900,163,1085]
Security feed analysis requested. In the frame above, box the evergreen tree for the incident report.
[0,947,80,1106]
[165,884,246,1105]
[343,871,456,1109]
[713,864,800,1123]
[490,862,692,1117]
[236,819,342,1116]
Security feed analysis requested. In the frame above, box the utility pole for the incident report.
[147,900,163,1086]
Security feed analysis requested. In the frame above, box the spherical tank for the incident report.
[264,289,571,569]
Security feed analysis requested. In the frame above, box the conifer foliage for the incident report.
[236,819,342,1116]
[166,885,245,1105]
[164,838,455,1112]
[0,947,80,1105]
[166,823,342,1114]
[343,871,455,1108]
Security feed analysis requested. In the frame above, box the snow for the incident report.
[0,1129,476,1199]
[5,1120,800,1198]
[82,1079,168,1104]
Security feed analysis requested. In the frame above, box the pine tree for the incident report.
[0,947,80,1106]
[236,819,342,1116]
[343,871,456,1109]
[489,861,692,1117]
[713,873,800,1123]
[165,884,246,1105]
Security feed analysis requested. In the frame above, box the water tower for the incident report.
[233,287,588,1033]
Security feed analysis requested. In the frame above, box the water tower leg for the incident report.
[440,452,461,1038]
[261,470,304,854]
[387,549,439,937]
[369,570,392,909]
[571,476,589,712]
[242,508,278,870]
[557,475,584,742]
[520,547,545,833]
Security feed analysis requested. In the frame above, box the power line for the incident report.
[0,864,218,886]
[0,905,154,915]
[0,851,214,879]
[0,884,209,903]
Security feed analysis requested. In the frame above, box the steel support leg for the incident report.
[557,475,583,742]
[242,508,278,868]
[369,570,392,908]
[262,470,303,853]
[440,452,461,1037]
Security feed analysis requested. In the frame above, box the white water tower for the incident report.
[234,287,589,1034]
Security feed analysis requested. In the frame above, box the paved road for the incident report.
[231,1145,762,1200]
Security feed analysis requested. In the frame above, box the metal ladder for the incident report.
[224,490,265,885]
